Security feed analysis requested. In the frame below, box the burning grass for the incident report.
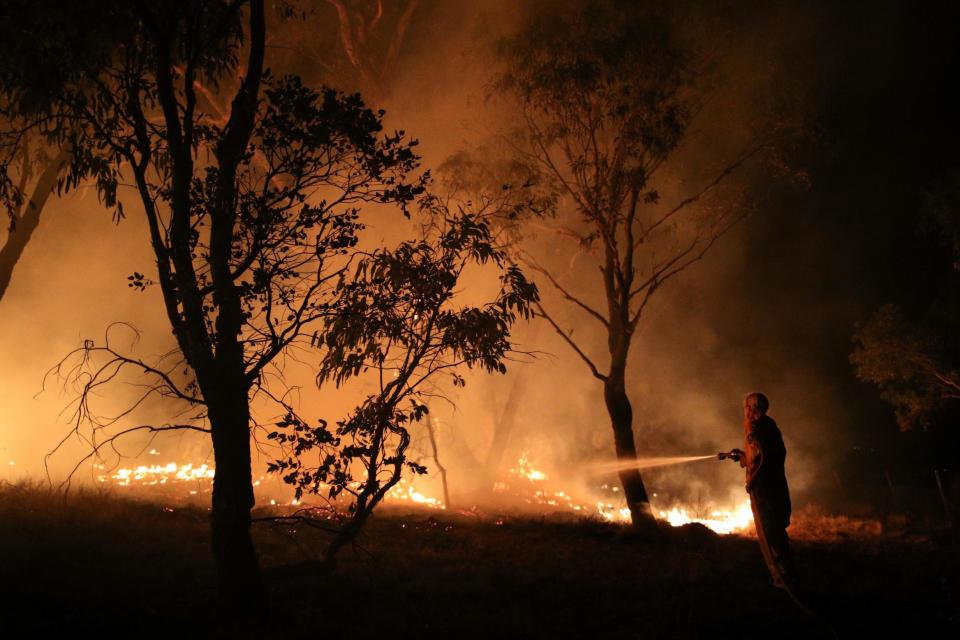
[1,481,957,638]
[89,451,758,536]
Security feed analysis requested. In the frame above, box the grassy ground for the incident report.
[1,482,957,639]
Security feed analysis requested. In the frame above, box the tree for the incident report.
[4,1,536,618]
[0,143,68,300]
[268,209,536,564]
[493,0,759,526]
[1,0,429,615]
[851,305,960,430]
[852,171,960,430]
[0,0,123,302]
[434,145,554,489]
[326,0,421,99]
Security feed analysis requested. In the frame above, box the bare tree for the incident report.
[494,1,759,526]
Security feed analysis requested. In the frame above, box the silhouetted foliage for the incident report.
[268,211,537,559]
[851,305,960,430]
[853,171,960,430]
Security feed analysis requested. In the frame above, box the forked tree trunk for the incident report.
[207,383,265,615]
[604,363,655,527]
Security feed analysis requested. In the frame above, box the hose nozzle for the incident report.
[718,448,745,463]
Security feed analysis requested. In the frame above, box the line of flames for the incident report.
[94,451,752,534]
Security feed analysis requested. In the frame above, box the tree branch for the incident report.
[535,303,607,381]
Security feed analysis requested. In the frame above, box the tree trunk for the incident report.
[604,364,655,527]
[484,371,529,478]
[0,153,67,300]
[207,386,266,617]
[483,320,539,483]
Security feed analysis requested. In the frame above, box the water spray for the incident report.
[585,455,718,475]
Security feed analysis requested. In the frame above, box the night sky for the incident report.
[720,1,960,466]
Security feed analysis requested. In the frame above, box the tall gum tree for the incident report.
[495,1,762,527]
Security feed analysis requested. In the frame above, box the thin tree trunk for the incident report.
[484,320,540,481]
[207,386,266,615]
[425,414,450,509]
[0,153,67,300]
[604,363,655,527]
[484,372,529,477]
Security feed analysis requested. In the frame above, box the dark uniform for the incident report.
[742,415,792,575]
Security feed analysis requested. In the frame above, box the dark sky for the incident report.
[722,1,960,465]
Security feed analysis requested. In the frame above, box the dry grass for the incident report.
[788,504,885,541]
[1,481,957,638]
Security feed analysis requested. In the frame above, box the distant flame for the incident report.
[100,462,215,486]
[389,482,445,509]
[511,451,547,481]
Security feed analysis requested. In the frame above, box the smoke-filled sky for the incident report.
[1,0,958,512]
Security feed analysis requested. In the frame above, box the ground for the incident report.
[0,483,957,638]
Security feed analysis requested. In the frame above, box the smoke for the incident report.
[0,1,865,519]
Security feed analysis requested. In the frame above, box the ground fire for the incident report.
[94,451,755,535]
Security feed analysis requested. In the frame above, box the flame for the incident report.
[90,451,753,535]
[100,462,215,486]
[388,482,445,509]
[596,502,633,522]
[509,454,753,535]
[657,502,754,535]
[510,451,547,481]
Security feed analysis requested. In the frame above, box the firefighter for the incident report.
[725,392,793,581]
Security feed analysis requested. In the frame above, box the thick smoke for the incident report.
[1,1,853,517]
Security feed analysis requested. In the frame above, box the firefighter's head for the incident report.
[743,392,769,422]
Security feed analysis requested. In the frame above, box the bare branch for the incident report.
[636,145,759,246]
[49,423,210,493]
[521,253,609,328]
[535,303,607,381]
